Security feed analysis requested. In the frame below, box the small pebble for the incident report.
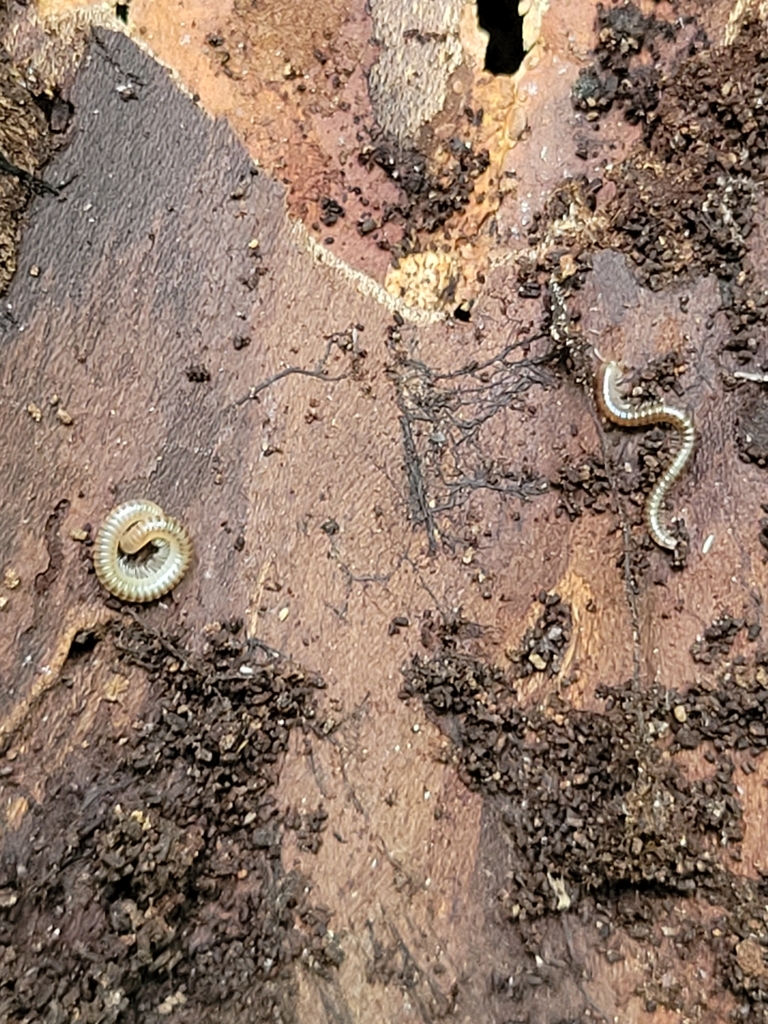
[3,568,20,589]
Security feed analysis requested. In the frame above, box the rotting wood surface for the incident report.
[2,4,768,1024]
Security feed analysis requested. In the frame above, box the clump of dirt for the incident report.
[184,363,211,383]
[691,613,745,665]
[621,351,688,400]
[402,646,743,915]
[604,23,764,291]
[284,804,329,855]
[358,130,489,261]
[318,196,345,227]
[736,390,768,466]
[401,620,768,1018]
[505,592,572,680]
[527,9,768,371]
[571,2,679,123]
[551,455,612,520]
[0,618,332,1023]
[0,55,59,294]
[575,12,768,312]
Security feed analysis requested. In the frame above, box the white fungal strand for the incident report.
[93,500,192,602]
[596,361,695,550]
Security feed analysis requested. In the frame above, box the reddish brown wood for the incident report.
[2,7,768,1023]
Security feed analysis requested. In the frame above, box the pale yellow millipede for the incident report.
[596,361,695,550]
[93,500,192,602]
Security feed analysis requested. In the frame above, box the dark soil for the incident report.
[0,618,333,1023]
[690,613,747,665]
[603,18,765,292]
[735,390,768,466]
[0,50,59,295]
[571,2,680,122]
[551,455,612,520]
[568,11,768,372]
[505,592,573,681]
[358,129,490,262]
[402,602,768,1020]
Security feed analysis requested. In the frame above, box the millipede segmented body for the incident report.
[93,500,192,602]
[596,361,695,550]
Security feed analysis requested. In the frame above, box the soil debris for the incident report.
[0,618,331,1023]
[583,14,768,311]
[358,130,489,261]
[318,196,345,227]
[690,613,745,665]
[516,12,768,381]
[285,804,329,855]
[571,2,679,122]
[551,455,612,520]
[185,364,211,383]
[505,592,572,681]
[401,623,768,1019]
[736,390,768,467]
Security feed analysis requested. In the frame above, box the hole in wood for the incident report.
[476,0,526,75]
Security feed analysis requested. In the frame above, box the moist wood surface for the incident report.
[1,6,768,1024]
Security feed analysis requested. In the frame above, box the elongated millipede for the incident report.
[93,500,192,602]
[596,361,695,550]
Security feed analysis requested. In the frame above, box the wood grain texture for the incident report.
[2,6,768,1023]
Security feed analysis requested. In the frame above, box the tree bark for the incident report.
[1,3,768,1023]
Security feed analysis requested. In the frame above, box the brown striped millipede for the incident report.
[596,361,695,550]
[93,500,192,602]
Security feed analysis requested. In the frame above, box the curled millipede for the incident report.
[596,361,695,550]
[93,500,192,602]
